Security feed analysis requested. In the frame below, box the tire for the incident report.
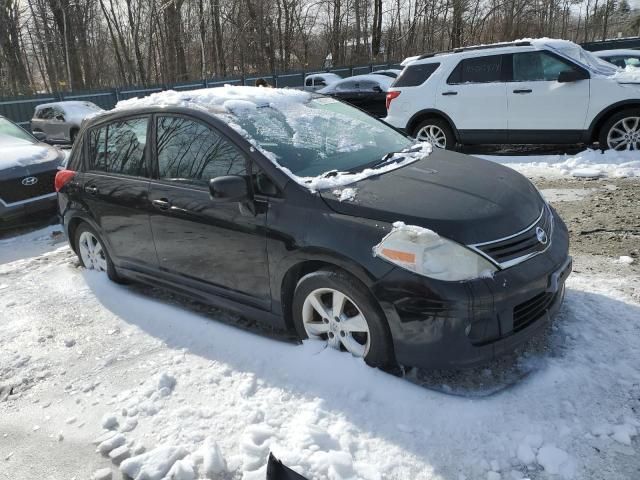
[412,117,455,150]
[70,129,78,145]
[292,268,394,368]
[598,109,640,151]
[74,222,126,284]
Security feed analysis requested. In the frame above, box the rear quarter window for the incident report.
[87,117,149,177]
[447,55,504,84]
[393,63,440,87]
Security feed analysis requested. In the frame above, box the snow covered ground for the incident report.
[1,148,639,479]
[480,149,640,179]
[1,234,639,479]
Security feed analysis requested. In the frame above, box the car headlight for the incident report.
[373,222,497,281]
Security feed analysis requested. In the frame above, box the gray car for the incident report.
[31,101,103,144]
[0,115,66,224]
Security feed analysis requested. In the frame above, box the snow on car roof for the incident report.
[35,101,102,112]
[304,72,342,79]
[114,85,311,116]
[332,73,394,84]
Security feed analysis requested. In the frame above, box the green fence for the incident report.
[0,62,400,129]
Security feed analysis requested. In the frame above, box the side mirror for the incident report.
[209,175,250,203]
[557,70,587,83]
[372,85,383,93]
[32,131,47,142]
[55,114,65,121]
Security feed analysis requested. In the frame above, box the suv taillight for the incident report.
[386,91,401,110]
[55,169,76,192]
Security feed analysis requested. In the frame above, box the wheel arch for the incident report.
[64,213,106,256]
[406,109,459,140]
[277,254,379,332]
[588,100,640,143]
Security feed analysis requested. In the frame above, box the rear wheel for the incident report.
[292,268,394,368]
[413,117,455,150]
[599,109,640,151]
[74,223,125,283]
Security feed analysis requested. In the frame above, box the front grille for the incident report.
[513,290,558,332]
[473,206,553,266]
[0,170,57,204]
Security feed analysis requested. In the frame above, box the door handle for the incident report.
[442,91,458,96]
[85,185,98,195]
[152,198,171,210]
[513,89,533,94]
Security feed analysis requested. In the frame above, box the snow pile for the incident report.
[483,148,640,178]
[298,142,432,191]
[332,187,358,202]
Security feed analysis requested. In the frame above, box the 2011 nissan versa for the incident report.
[55,86,571,369]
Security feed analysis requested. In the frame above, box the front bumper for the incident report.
[0,193,57,223]
[372,216,571,369]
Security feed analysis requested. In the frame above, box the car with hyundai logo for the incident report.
[0,115,66,225]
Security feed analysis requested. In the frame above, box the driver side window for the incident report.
[156,115,247,187]
[512,52,581,82]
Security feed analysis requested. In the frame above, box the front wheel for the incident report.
[599,109,640,151]
[413,118,455,150]
[292,268,394,368]
[74,223,125,283]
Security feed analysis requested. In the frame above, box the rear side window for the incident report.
[336,80,358,92]
[393,63,439,87]
[87,117,148,176]
[38,108,54,120]
[512,51,582,82]
[447,55,504,84]
[359,80,381,92]
[155,116,247,186]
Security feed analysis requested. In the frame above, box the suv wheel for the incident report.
[600,109,640,151]
[292,268,394,368]
[413,118,455,150]
[74,223,125,283]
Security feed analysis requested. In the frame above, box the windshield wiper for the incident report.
[354,151,403,172]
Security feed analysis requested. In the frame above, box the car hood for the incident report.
[0,139,64,180]
[319,149,545,245]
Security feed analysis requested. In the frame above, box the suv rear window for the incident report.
[447,55,504,84]
[393,63,439,87]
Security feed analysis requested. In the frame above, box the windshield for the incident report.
[554,44,618,74]
[227,96,413,177]
[0,118,36,143]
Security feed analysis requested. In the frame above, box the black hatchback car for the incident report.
[56,87,571,369]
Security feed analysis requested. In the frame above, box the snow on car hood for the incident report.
[0,135,62,169]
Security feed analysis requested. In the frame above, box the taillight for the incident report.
[55,169,76,192]
[386,91,401,110]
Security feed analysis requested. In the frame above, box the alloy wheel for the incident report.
[78,231,108,272]
[607,116,640,150]
[416,125,447,149]
[301,287,371,357]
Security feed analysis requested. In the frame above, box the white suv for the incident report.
[384,39,640,151]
